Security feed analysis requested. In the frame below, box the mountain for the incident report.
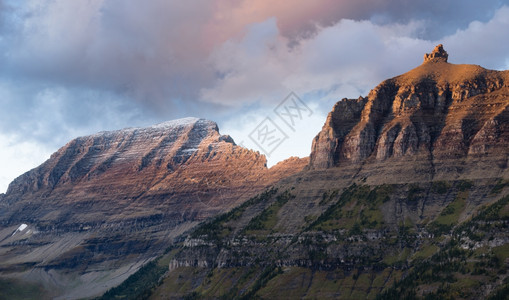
[0,117,307,299]
[1,45,508,300]
[103,45,509,300]
[310,44,508,182]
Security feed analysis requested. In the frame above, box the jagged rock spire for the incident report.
[423,44,448,63]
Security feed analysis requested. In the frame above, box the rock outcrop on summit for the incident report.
[310,45,508,182]
[0,117,306,299]
[423,44,448,63]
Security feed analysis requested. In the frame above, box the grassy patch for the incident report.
[198,268,237,297]
[451,277,479,290]
[192,188,278,241]
[214,267,260,299]
[435,191,467,225]
[383,248,411,265]
[257,267,311,299]
[243,190,294,234]
[499,202,509,218]
[339,274,356,296]
[492,244,509,263]
[240,265,283,299]
[355,272,372,289]
[350,290,368,299]
[413,244,439,260]
[407,184,422,201]
[457,195,509,228]
[429,190,468,234]
[309,184,391,232]
[371,268,392,288]
[305,271,343,298]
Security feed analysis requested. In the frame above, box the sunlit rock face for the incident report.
[0,117,307,299]
[310,45,509,182]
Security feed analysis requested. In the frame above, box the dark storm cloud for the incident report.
[364,0,506,39]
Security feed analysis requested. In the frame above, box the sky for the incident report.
[1,0,509,193]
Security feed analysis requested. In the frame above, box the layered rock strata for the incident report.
[310,45,509,182]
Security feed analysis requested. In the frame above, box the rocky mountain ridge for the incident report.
[0,117,307,299]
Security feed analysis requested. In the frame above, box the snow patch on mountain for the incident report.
[12,223,28,236]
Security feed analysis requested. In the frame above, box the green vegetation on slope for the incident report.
[243,190,294,234]
[309,184,392,232]
[191,187,278,243]
[98,179,508,300]
[378,195,509,299]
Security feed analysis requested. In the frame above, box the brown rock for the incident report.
[309,97,367,168]
[423,44,448,63]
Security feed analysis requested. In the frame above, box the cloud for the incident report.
[0,0,505,112]
[0,80,150,146]
[2,0,218,108]
[203,5,509,109]
[201,18,427,108]
[444,5,509,68]
[0,132,54,193]
[205,0,505,42]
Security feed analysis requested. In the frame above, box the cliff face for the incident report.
[0,117,307,299]
[309,45,509,182]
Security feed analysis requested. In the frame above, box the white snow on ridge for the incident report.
[88,117,212,138]
[150,117,201,129]
[11,223,28,236]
